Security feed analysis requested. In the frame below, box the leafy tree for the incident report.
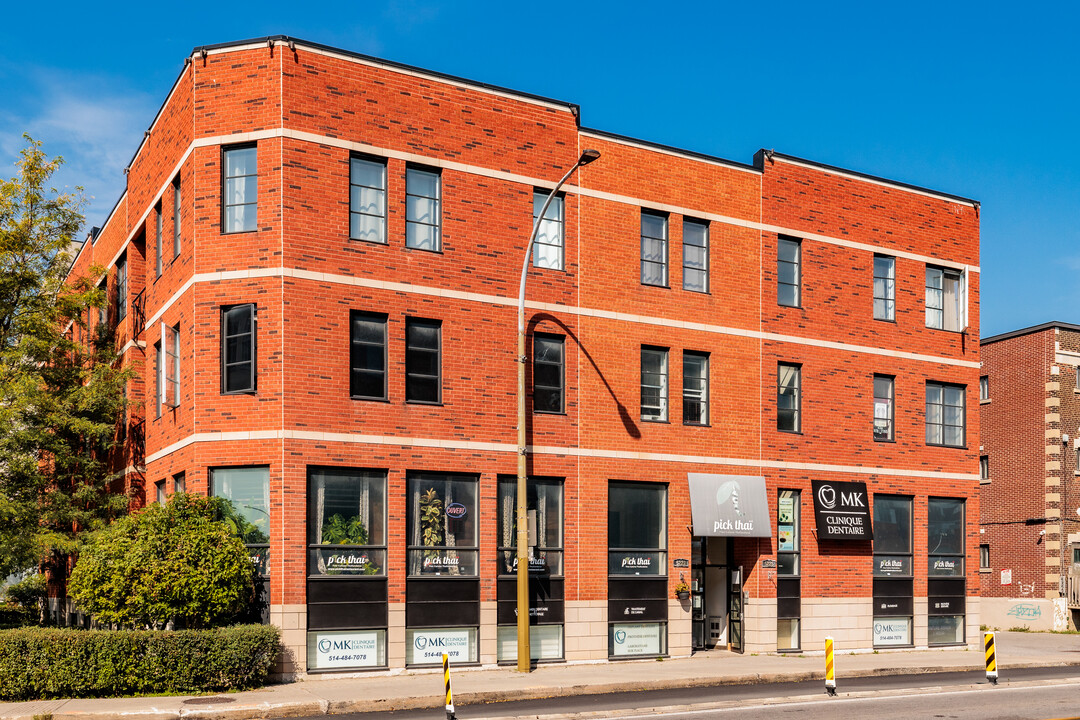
[0,135,131,591]
[68,493,257,628]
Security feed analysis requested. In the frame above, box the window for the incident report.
[172,175,181,258]
[979,375,989,402]
[682,219,709,293]
[928,498,966,645]
[407,473,478,576]
[159,324,180,410]
[350,156,387,243]
[211,466,270,575]
[174,472,186,494]
[533,334,564,413]
[682,351,709,425]
[405,318,441,403]
[533,191,564,270]
[873,494,913,647]
[926,382,966,447]
[777,363,801,433]
[873,255,895,321]
[874,375,894,441]
[608,482,667,576]
[308,468,387,576]
[221,305,256,394]
[155,480,166,504]
[154,340,162,418]
[980,456,990,483]
[979,543,990,571]
[154,202,163,278]
[405,167,440,251]
[640,211,668,286]
[97,278,108,327]
[926,266,965,332]
[641,347,669,421]
[777,490,800,651]
[223,145,258,233]
[350,312,387,400]
[777,237,801,307]
[116,258,127,322]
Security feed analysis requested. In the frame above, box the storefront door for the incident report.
[728,566,743,653]
[691,537,730,650]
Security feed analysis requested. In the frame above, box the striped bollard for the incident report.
[825,635,836,696]
[984,631,998,685]
[443,652,456,719]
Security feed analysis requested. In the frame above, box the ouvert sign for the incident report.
[810,480,873,540]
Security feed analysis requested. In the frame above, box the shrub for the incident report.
[0,624,280,700]
[68,494,256,628]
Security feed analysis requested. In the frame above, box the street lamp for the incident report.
[516,148,600,672]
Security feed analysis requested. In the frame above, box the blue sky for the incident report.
[1,1,1075,337]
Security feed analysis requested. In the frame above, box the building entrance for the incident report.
[691,537,731,650]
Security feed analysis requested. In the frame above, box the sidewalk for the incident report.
[3,632,1079,720]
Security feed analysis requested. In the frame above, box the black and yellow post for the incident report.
[443,653,456,719]
[984,631,998,685]
[824,635,836,696]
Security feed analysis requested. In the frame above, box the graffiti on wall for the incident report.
[1006,603,1042,620]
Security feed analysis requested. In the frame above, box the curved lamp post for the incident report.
[516,148,600,672]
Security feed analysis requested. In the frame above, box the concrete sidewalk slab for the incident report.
[2,632,1078,720]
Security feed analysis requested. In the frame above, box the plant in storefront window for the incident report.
[320,513,369,545]
[419,488,444,571]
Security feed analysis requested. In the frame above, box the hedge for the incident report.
[0,624,280,700]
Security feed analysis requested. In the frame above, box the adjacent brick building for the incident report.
[979,323,1080,630]
[65,36,981,675]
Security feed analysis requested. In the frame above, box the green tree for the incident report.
[68,493,257,628]
[0,135,130,588]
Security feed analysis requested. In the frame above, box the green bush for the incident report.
[0,607,30,629]
[0,624,280,700]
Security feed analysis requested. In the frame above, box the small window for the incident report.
[682,219,709,293]
[533,333,565,413]
[874,375,894,441]
[405,318,441,403]
[350,312,387,400]
[116,258,128,322]
[223,145,258,233]
[873,255,895,321]
[533,191,564,270]
[640,212,668,287]
[683,351,709,425]
[979,455,990,483]
[926,266,965,332]
[174,472,186,494]
[406,167,440,251]
[221,304,256,394]
[641,347,669,421]
[350,156,387,243]
[154,202,163,278]
[777,237,801,307]
[97,278,108,327]
[979,543,990,571]
[979,375,989,402]
[172,174,182,258]
[154,340,162,418]
[155,480,166,504]
[778,363,801,432]
[160,324,180,409]
[926,382,966,447]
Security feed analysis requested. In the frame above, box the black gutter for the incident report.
[580,126,759,173]
[758,150,979,207]
[982,321,1080,346]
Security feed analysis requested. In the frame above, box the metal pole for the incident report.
[516,150,599,672]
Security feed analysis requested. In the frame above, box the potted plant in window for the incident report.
[674,580,691,601]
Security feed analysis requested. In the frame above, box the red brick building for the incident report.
[65,36,981,674]
[979,323,1080,630]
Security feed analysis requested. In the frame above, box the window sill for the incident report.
[979,478,991,485]
[641,282,670,289]
[979,568,992,574]
[874,438,897,444]
[221,390,257,396]
[778,303,802,310]
[980,398,991,405]
[404,246,443,254]
[926,443,967,450]
[683,422,711,428]
[925,326,965,334]
[874,317,897,324]
[405,400,444,406]
[222,229,258,235]
[641,418,670,424]
[534,410,567,416]
[778,429,803,435]
[349,237,389,245]
[683,288,710,294]
[351,395,390,403]
[532,265,567,274]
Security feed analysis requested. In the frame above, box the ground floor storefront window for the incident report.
[872,494,913,647]
[776,489,800,651]
[211,465,270,623]
[928,497,966,645]
[608,481,668,657]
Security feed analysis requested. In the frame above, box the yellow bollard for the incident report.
[984,631,998,685]
[825,635,836,696]
[443,652,456,719]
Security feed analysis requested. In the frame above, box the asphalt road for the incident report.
[325,666,1080,720]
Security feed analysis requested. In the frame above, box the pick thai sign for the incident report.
[811,480,873,540]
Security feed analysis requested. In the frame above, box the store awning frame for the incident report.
[687,473,772,538]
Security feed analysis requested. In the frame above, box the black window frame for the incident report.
[777,362,801,433]
[640,210,669,287]
[979,543,990,571]
[405,165,441,252]
[873,254,895,321]
[221,304,257,395]
[350,311,388,401]
[172,174,182,259]
[980,455,990,482]
[874,374,895,442]
[154,201,163,279]
[349,154,388,244]
[640,346,669,422]
[682,218,709,293]
[116,257,128,322]
[533,332,565,414]
[777,236,801,308]
[979,375,989,402]
[222,143,258,234]
[532,190,565,271]
[926,381,967,448]
[405,317,442,404]
[682,350,709,426]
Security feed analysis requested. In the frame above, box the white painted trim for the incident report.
[195,43,574,115]
[771,155,978,208]
[579,130,760,175]
[144,429,978,482]
[119,339,147,354]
